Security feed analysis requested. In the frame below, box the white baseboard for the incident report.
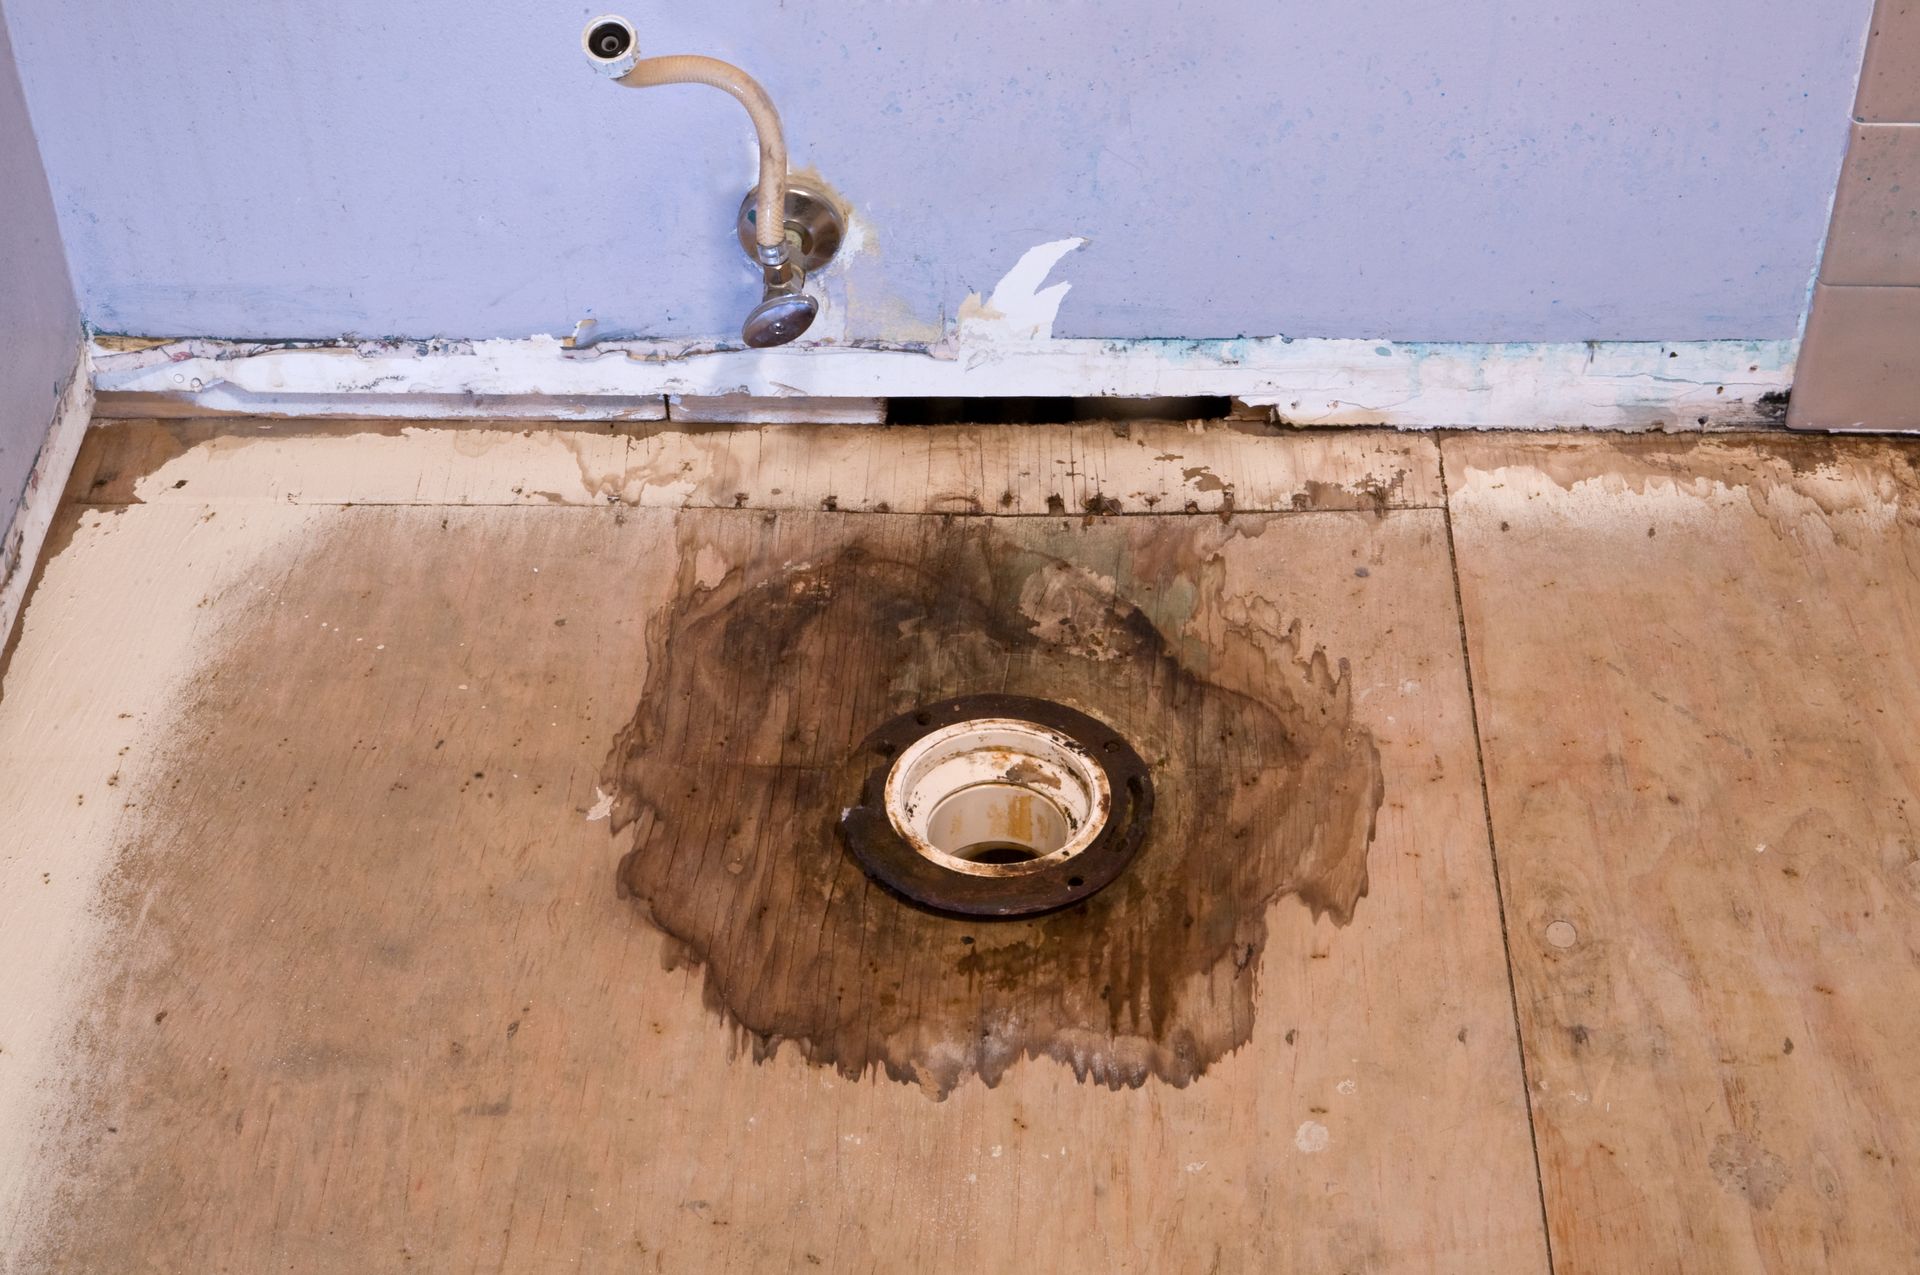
[1,341,94,650]
[89,333,1796,431]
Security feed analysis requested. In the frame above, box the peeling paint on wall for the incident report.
[91,326,1797,431]
[87,228,1798,431]
[955,238,1086,342]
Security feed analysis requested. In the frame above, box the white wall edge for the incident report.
[89,334,1796,430]
[1,340,94,650]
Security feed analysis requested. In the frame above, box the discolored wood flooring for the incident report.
[0,418,1914,1273]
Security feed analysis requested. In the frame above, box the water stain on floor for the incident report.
[0,428,1560,1271]
[603,514,1385,1098]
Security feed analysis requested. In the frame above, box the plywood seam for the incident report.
[1436,440,1560,1275]
[60,498,1453,516]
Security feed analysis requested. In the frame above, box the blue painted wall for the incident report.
[0,0,77,537]
[1,2,1874,344]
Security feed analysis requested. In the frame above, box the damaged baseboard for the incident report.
[88,333,1795,431]
[1,341,94,650]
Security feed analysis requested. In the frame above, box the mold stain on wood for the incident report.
[602,514,1385,1099]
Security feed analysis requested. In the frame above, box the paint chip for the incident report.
[956,238,1087,342]
[1295,1120,1330,1153]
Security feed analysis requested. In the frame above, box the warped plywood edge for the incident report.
[65,418,1446,514]
[1438,430,1920,523]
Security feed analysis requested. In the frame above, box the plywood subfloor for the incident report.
[0,420,1537,1273]
[1,419,1916,1273]
[1442,435,1920,1273]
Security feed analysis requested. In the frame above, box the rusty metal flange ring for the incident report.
[838,694,1154,918]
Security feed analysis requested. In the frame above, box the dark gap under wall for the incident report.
[887,396,1233,426]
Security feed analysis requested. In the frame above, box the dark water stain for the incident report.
[1182,465,1231,493]
[602,516,1384,1099]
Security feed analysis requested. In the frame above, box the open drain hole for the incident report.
[840,695,1154,917]
[955,842,1044,865]
[887,718,1107,878]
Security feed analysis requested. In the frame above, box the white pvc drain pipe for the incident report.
[883,718,1112,878]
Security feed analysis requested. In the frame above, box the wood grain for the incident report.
[66,417,1443,513]
[0,422,1541,1272]
[1445,433,1920,1273]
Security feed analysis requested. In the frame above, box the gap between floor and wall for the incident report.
[0,359,1802,661]
[83,334,1797,431]
[0,325,1794,636]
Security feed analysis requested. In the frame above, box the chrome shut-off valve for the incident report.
[736,184,844,347]
[744,258,817,349]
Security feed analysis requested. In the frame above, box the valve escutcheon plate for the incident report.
[735,182,846,274]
